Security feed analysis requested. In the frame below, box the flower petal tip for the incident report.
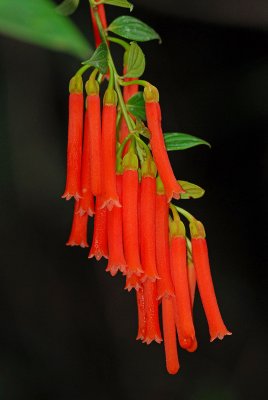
[210,330,232,342]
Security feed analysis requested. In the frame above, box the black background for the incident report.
[0,1,267,399]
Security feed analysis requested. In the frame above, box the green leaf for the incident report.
[178,181,205,199]
[56,0,80,16]
[102,0,133,10]
[164,132,211,151]
[82,42,108,74]
[0,0,91,59]
[108,16,161,42]
[126,92,146,120]
[124,42,145,78]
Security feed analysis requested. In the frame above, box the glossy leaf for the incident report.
[178,181,205,199]
[107,16,161,42]
[56,0,80,16]
[164,132,211,151]
[124,42,145,78]
[0,0,91,58]
[82,42,108,74]
[126,92,146,120]
[102,0,133,10]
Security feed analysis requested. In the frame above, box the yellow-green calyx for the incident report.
[144,84,159,103]
[123,147,139,171]
[141,157,157,178]
[169,218,186,239]
[156,176,165,195]
[104,88,118,106]
[85,77,99,96]
[190,219,206,238]
[69,75,83,94]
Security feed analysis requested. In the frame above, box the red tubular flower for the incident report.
[106,174,126,276]
[170,217,197,351]
[66,200,89,248]
[162,296,180,374]
[101,89,121,210]
[122,148,143,277]
[125,273,142,292]
[155,177,175,299]
[140,158,159,281]
[90,4,108,47]
[190,220,232,342]
[62,75,84,201]
[187,259,197,308]
[78,107,94,216]
[85,78,102,196]
[89,197,108,261]
[144,85,184,202]
[136,285,146,341]
[143,280,162,344]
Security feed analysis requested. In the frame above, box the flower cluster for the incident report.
[62,2,231,375]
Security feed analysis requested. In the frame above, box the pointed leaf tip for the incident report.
[164,132,211,151]
[82,42,108,74]
[102,0,133,10]
[108,16,161,42]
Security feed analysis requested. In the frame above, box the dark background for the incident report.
[0,0,267,399]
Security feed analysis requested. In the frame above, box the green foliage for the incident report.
[56,0,80,16]
[178,181,205,199]
[82,42,108,74]
[164,132,211,151]
[124,42,145,78]
[108,16,161,42]
[126,92,146,120]
[0,0,91,58]
[102,0,133,10]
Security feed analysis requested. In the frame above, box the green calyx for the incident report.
[189,219,206,239]
[143,84,159,102]
[104,88,118,105]
[69,74,83,94]
[141,156,157,178]
[156,176,165,195]
[123,146,138,171]
[85,68,99,96]
[169,218,186,239]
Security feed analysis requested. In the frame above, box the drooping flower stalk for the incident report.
[190,219,232,341]
[86,73,102,196]
[186,238,197,307]
[62,75,84,200]
[140,157,159,281]
[144,85,184,202]
[122,145,143,277]
[78,91,95,216]
[66,200,89,248]
[89,197,108,260]
[169,209,197,351]
[155,177,175,299]
[101,87,121,210]
[143,280,162,344]
[106,173,126,276]
[136,285,146,341]
[162,296,180,374]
